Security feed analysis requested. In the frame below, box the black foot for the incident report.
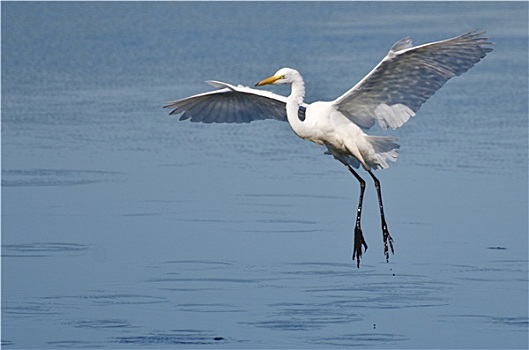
[352,225,368,268]
[382,221,394,263]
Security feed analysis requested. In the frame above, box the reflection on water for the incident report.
[2,1,528,349]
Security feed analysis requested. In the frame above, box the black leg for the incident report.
[367,170,394,262]
[347,165,368,268]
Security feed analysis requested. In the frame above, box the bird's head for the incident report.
[255,67,300,86]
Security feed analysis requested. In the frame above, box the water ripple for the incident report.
[46,340,105,349]
[281,263,451,310]
[176,303,243,313]
[1,340,14,347]
[67,319,133,329]
[2,242,89,258]
[1,169,119,187]
[243,301,363,331]
[492,316,529,328]
[164,260,234,268]
[312,332,408,347]
[3,302,59,316]
[148,277,258,284]
[42,293,167,306]
[444,314,529,330]
[114,329,227,346]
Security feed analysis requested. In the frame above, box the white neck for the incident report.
[286,77,307,138]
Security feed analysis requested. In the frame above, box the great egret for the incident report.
[164,31,493,267]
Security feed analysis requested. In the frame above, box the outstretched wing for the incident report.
[164,81,306,123]
[333,31,493,130]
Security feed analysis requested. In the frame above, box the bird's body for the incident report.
[279,76,400,171]
[165,31,493,267]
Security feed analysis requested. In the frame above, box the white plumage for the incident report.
[164,31,493,267]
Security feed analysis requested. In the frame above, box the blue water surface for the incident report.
[2,2,528,349]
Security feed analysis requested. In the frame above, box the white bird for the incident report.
[164,31,493,267]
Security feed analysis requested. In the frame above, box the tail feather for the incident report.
[365,135,400,169]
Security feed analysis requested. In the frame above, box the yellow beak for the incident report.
[255,75,281,87]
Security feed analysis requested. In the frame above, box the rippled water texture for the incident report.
[2,2,528,349]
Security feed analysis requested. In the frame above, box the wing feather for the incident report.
[334,31,493,130]
[164,81,307,123]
